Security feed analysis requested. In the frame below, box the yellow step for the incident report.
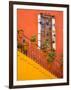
[17,51,57,80]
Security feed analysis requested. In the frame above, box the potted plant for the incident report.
[22,39,29,55]
[17,43,22,52]
[17,29,24,52]
[30,35,36,43]
[47,51,56,63]
[30,35,37,47]
[46,50,56,69]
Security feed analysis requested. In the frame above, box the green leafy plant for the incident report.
[42,39,49,52]
[48,51,55,57]
[43,39,49,48]
[47,57,54,63]
[47,51,56,63]
[23,39,28,51]
[17,29,24,52]
[30,35,36,42]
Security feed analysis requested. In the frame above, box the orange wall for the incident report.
[17,9,63,55]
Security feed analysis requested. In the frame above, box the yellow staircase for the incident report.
[17,51,57,80]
